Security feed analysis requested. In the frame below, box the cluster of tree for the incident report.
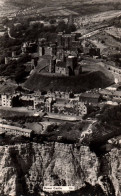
[0,34,22,49]
[44,121,89,144]
[49,19,56,24]
[36,102,45,110]
[2,17,10,26]
[12,96,33,107]
[0,54,31,83]
[0,134,32,146]
[99,105,121,126]
[4,115,42,124]
[83,106,100,119]
[56,20,76,33]
[7,19,76,42]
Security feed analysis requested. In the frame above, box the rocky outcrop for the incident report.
[0,142,119,196]
[102,148,121,196]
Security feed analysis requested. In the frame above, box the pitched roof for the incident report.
[80,93,100,99]
[113,91,121,96]
[99,89,113,95]
[0,123,32,133]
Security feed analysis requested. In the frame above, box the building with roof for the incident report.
[105,64,121,83]
[57,32,81,50]
[1,89,88,118]
[79,93,101,104]
[4,57,10,65]
[44,46,54,56]
[33,95,45,110]
[55,61,69,75]
[51,100,87,117]
[55,56,81,76]
[38,46,45,57]
[106,83,120,91]
[21,41,38,54]
[49,58,56,73]
[99,89,113,100]
[100,88,121,102]
[33,92,87,117]
[47,91,74,99]
[112,91,121,102]
[81,39,100,57]
[66,56,77,70]
[38,44,57,57]
[68,15,74,26]
[23,32,83,77]
[0,123,33,137]
[1,94,13,108]
[24,61,35,72]
[74,64,82,75]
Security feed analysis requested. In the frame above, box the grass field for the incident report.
[24,71,113,93]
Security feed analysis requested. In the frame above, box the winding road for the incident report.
[7,27,16,40]
[79,120,97,142]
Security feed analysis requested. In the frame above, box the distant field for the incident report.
[66,2,121,16]
[0,3,19,18]
[4,0,121,17]
[16,5,79,17]
[41,8,78,17]
[24,71,113,93]
[76,10,121,28]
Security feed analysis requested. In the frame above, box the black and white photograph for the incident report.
[0,0,121,195]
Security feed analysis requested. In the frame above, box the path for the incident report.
[7,27,16,40]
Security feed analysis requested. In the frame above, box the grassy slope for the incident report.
[24,71,113,93]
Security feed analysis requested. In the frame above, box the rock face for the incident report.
[102,148,121,196]
[0,142,119,196]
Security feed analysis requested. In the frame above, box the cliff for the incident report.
[0,141,119,196]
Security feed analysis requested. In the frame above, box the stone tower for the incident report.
[49,58,56,73]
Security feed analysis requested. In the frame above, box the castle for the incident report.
[37,32,82,76]
[4,28,101,77]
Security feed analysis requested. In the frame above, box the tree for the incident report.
[11,96,20,107]
[50,19,56,24]
[2,17,9,26]
[56,21,67,32]
[67,24,76,33]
